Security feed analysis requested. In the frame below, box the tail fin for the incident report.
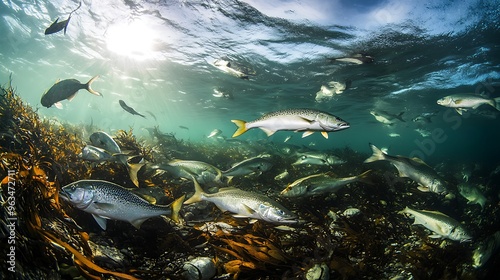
[396,112,405,122]
[184,178,205,204]
[127,162,146,187]
[494,97,500,111]
[356,170,374,184]
[85,76,102,97]
[231,120,248,137]
[169,195,185,223]
[364,143,386,163]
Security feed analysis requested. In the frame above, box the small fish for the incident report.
[329,53,374,64]
[364,143,448,194]
[415,128,431,137]
[281,170,372,198]
[79,145,113,162]
[370,110,405,125]
[59,180,184,230]
[44,1,82,35]
[184,178,298,224]
[388,133,400,137]
[222,156,273,178]
[231,109,349,139]
[89,131,121,154]
[292,152,345,166]
[179,126,189,130]
[284,135,292,142]
[41,76,101,109]
[157,160,223,185]
[119,100,146,118]
[213,88,233,99]
[437,93,500,115]
[472,231,500,268]
[400,206,472,242]
[412,112,437,124]
[146,111,157,121]
[457,183,486,209]
[207,129,222,138]
[213,58,255,79]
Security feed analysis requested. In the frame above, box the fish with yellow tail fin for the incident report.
[184,178,298,224]
[231,109,349,139]
[60,180,185,230]
[281,170,372,198]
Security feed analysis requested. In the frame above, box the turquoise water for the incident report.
[1,0,500,278]
[1,0,499,164]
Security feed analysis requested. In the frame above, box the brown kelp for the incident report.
[0,80,138,279]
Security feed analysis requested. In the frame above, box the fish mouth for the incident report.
[58,189,70,201]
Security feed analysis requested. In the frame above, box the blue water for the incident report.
[1,0,499,167]
[2,0,500,278]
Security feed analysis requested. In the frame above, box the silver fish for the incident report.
[207,129,222,138]
[370,110,405,125]
[400,207,471,242]
[472,231,500,268]
[79,145,113,162]
[292,152,345,166]
[213,58,255,79]
[89,131,121,154]
[231,109,349,139]
[457,183,486,209]
[59,180,184,230]
[184,179,297,224]
[329,53,374,64]
[437,93,500,115]
[41,76,101,108]
[364,143,448,194]
[222,156,273,178]
[281,170,372,197]
[158,160,223,185]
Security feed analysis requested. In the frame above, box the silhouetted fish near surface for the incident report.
[179,126,189,130]
[146,111,157,121]
[44,1,82,35]
[119,100,146,118]
[41,76,101,109]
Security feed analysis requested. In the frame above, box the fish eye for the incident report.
[276,209,285,215]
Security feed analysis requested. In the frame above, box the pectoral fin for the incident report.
[302,131,314,138]
[54,102,63,109]
[91,214,108,230]
[321,131,329,139]
[417,185,430,192]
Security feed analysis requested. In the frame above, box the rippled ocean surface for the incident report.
[1,0,500,279]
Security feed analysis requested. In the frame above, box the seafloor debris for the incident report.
[1,80,500,279]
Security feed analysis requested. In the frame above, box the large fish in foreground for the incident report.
[41,76,101,109]
[59,180,184,230]
[472,231,500,268]
[400,207,471,242]
[281,170,372,198]
[364,143,448,194]
[184,179,298,224]
[231,109,349,139]
[437,93,500,115]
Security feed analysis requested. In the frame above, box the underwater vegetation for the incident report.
[1,80,500,279]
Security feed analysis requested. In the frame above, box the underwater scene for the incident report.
[1,0,500,279]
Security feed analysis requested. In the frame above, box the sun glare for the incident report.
[105,20,158,60]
